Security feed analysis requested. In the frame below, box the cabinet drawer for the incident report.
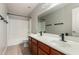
[50,48,64,55]
[31,45,38,55]
[38,42,50,54]
[31,38,37,44]
[38,48,48,55]
[28,41,31,49]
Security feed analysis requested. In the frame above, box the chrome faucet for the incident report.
[39,31,42,36]
[60,33,66,42]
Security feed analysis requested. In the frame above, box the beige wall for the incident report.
[41,3,79,35]
[30,3,52,33]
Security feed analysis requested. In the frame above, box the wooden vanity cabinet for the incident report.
[31,38,38,55]
[38,48,48,55]
[28,36,32,52]
[38,41,50,55]
[28,36,65,55]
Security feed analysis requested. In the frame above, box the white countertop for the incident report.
[29,33,79,55]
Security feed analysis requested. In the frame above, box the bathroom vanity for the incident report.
[29,37,64,55]
[28,34,65,55]
[28,33,79,55]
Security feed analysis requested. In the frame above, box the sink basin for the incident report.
[50,40,75,48]
[41,36,61,41]
[33,34,79,48]
[30,33,79,54]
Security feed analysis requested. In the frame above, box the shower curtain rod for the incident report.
[7,13,29,18]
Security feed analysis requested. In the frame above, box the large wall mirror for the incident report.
[38,3,79,36]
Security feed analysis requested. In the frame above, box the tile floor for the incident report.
[5,45,22,55]
[5,43,31,55]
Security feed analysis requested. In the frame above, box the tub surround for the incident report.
[29,33,79,55]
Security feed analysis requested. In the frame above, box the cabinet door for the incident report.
[38,48,48,55]
[31,43,38,55]
[31,38,37,44]
[31,38,38,55]
[28,37,32,52]
[38,42,50,54]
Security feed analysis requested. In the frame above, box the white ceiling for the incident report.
[39,3,67,17]
[6,3,39,17]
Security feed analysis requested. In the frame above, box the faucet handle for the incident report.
[39,31,42,36]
